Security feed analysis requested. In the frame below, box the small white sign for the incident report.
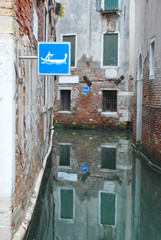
[58,172,78,182]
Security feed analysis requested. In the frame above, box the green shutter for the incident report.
[104,0,118,10]
[61,189,73,219]
[103,33,118,66]
[63,35,75,67]
[101,192,116,225]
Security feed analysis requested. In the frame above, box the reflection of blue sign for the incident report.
[82,166,88,172]
[83,86,89,93]
[38,42,71,75]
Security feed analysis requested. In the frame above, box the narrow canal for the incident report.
[24,128,161,240]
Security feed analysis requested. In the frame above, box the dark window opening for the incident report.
[102,90,117,112]
[59,145,70,166]
[101,147,116,170]
[60,90,71,111]
[100,192,116,225]
[63,35,76,67]
[60,189,73,219]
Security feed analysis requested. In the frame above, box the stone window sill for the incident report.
[58,111,72,114]
[101,112,118,118]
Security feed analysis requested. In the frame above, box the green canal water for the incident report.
[24,128,161,240]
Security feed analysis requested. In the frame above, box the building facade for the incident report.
[133,0,161,167]
[54,0,134,129]
[0,0,55,239]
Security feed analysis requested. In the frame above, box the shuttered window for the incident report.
[102,90,117,112]
[59,145,70,166]
[63,35,76,67]
[103,33,118,66]
[60,189,73,219]
[104,0,118,10]
[100,192,116,225]
[60,90,71,111]
[101,147,116,170]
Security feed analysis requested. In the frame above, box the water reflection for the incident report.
[25,129,161,240]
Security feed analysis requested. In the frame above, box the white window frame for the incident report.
[61,34,77,69]
[149,37,155,79]
[101,32,120,68]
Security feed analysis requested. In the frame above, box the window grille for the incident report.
[60,90,71,111]
[102,90,117,112]
[101,147,116,169]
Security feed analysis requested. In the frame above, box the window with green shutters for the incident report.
[63,35,76,67]
[60,189,74,219]
[100,192,116,225]
[104,0,118,11]
[103,33,118,66]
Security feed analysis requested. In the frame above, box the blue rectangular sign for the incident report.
[83,86,89,93]
[38,42,71,75]
[82,166,88,172]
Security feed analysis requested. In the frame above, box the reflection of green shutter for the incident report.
[104,0,118,10]
[103,33,118,66]
[101,192,116,225]
[63,35,75,67]
[61,189,73,219]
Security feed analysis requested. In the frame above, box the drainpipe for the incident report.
[87,0,92,60]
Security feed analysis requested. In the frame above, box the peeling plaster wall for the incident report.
[0,33,15,240]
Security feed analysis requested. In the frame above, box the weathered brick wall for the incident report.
[11,0,54,235]
[133,52,161,167]
[54,77,132,130]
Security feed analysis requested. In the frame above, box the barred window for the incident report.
[102,90,117,112]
